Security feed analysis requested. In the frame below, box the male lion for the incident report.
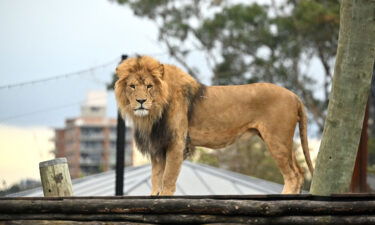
[115,56,314,195]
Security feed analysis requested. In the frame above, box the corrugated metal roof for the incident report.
[8,161,283,197]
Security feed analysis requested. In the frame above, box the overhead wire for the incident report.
[0,96,108,123]
[0,51,172,90]
[0,56,121,90]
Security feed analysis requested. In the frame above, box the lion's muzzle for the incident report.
[134,99,150,117]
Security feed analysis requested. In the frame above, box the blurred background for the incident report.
[1,0,374,195]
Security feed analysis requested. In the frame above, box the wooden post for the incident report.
[39,158,73,197]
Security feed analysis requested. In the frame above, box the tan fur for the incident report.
[115,56,314,195]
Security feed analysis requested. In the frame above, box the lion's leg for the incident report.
[259,130,304,194]
[159,140,184,196]
[151,156,165,196]
[158,100,188,196]
[291,145,305,191]
[270,142,303,194]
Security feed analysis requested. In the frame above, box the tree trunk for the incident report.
[310,0,375,195]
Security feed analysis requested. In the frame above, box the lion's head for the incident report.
[114,56,169,122]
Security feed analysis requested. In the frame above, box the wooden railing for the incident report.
[1,194,375,224]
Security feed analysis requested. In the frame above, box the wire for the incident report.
[0,96,107,123]
[0,52,178,123]
[0,102,81,123]
[0,56,121,90]
[0,52,174,90]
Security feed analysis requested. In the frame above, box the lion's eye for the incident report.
[129,85,135,89]
[147,84,153,89]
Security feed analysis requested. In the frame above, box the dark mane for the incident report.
[134,83,206,160]
[134,104,172,160]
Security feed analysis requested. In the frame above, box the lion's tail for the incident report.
[298,99,314,176]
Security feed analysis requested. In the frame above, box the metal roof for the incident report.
[9,161,283,197]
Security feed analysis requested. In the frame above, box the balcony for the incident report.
[80,134,104,141]
[79,158,100,166]
[80,147,102,155]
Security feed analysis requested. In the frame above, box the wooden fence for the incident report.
[1,194,375,224]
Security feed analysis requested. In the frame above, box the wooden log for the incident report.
[1,198,375,216]
[1,196,375,224]
[39,158,73,197]
[0,221,152,225]
[1,214,375,225]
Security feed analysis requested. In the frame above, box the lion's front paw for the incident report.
[150,190,160,196]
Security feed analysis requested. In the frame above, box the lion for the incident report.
[115,56,314,195]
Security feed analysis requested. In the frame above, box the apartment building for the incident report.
[54,91,133,178]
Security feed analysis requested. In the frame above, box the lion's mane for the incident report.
[115,56,205,160]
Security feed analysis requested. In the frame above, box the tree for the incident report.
[310,0,375,195]
[112,0,340,131]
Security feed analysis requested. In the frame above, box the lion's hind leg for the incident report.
[258,128,304,194]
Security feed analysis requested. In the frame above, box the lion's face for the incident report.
[115,56,169,120]
[123,74,156,117]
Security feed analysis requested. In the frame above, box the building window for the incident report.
[81,127,103,139]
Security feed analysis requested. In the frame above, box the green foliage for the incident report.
[194,148,220,168]
[293,0,339,54]
[193,136,284,185]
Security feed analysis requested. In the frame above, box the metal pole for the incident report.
[115,54,128,196]
[115,112,125,196]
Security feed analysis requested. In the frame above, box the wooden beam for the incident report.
[1,196,375,217]
[0,220,151,225]
[1,214,375,225]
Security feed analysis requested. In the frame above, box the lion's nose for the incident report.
[136,99,147,104]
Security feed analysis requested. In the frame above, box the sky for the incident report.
[0,0,189,128]
[0,125,54,187]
